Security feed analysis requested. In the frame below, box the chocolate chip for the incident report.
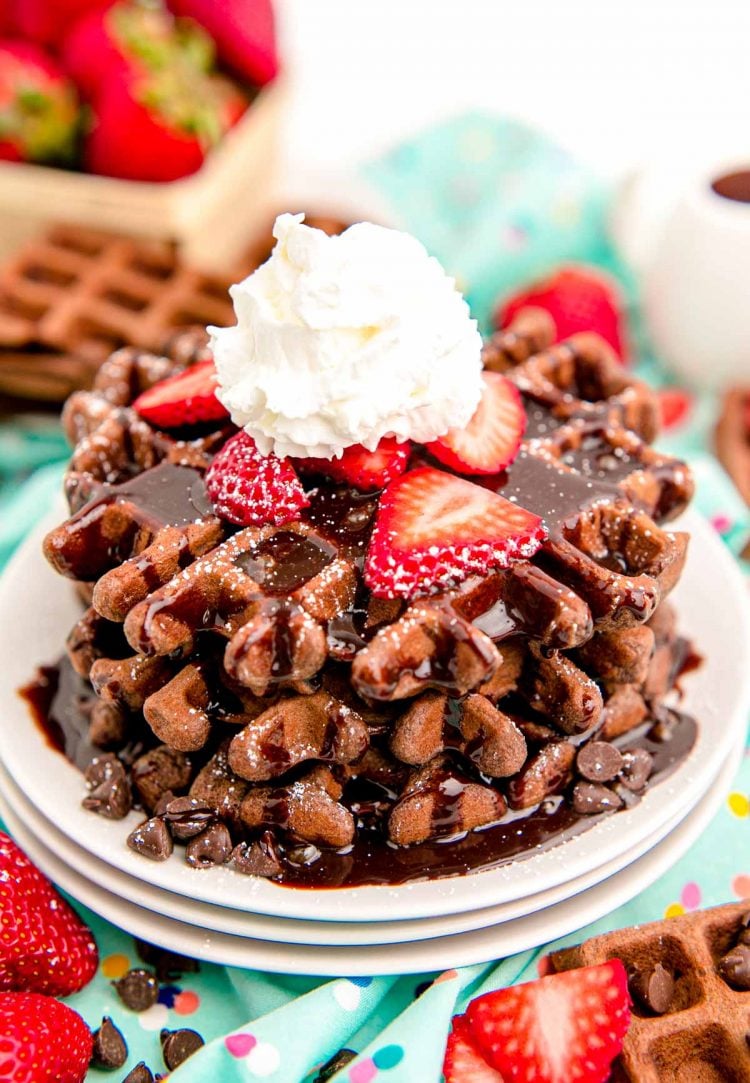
[164,796,215,839]
[628,963,675,1014]
[576,741,623,783]
[718,944,750,990]
[113,968,159,1012]
[91,1015,128,1069]
[160,1027,205,1070]
[127,817,173,861]
[85,753,126,788]
[649,705,679,741]
[314,1048,358,1081]
[231,835,283,878]
[132,746,192,814]
[89,703,128,749]
[572,781,624,815]
[618,748,653,792]
[83,774,132,819]
[122,1065,154,1083]
[135,940,200,983]
[185,822,232,868]
[287,842,322,866]
[153,790,177,818]
[738,911,750,946]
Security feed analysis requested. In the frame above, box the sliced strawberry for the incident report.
[427,373,524,475]
[443,1015,505,1083]
[364,467,546,599]
[498,266,628,361]
[466,960,631,1083]
[296,438,411,492]
[657,386,692,431]
[206,430,309,527]
[0,991,93,1083]
[133,360,229,429]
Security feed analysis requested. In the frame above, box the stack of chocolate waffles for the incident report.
[8,303,744,974]
[34,305,703,894]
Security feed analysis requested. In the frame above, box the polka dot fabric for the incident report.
[0,114,749,1081]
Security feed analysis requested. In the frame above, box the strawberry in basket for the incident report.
[168,0,279,86]
[13,0,110,46]
[83,49,246,181]
[0,40,80,163]
[62,0,215,101]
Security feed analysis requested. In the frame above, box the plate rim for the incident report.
[0,739,730,947]
[1,730,741,977]
[1,504,749,922]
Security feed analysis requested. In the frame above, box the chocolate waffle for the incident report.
[0,217,351,406]
[549,902,750,1081]
[32,313,700,884]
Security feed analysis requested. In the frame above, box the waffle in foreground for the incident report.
[549,901,750,1081]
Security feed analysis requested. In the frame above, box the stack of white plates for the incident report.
[0,508,748,976]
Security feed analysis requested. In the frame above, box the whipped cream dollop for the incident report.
[209,213,483,460]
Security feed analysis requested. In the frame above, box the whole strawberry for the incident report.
[62,0,215,102]
[13,0,111,47]
[498,266,628,361]
[0,832,98,996]
[0,40,79,164]
[0,992,92,1083]
[85,64,246,181]
[168,0,279,86]
[206,430,310,527]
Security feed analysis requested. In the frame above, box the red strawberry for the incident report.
[0,41,79,164]
[364,467,546,599]
[498,266,627,361]
[0,6,16,34]
[13,0,111,46]
[167,0,278,86]
[466,961,631,1083]
[443,1016,504,1083]
[206,430,309,527]
[85,65,246,182]
[296,438,411,492]
[0,832,98,997]
[133,359,229,428]
[0,991,93,1083]
[657,386,692,431]
[62,0,215,102]
[427,373,524,476]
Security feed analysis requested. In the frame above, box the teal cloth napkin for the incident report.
[0,113,748,1083]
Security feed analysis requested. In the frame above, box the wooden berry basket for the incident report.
[0,78,285,272]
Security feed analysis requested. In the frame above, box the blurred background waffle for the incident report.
[0,216,348,409]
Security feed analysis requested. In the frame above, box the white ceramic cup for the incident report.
[633,161,750,388]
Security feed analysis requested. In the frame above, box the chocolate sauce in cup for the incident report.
[711,170,750,204]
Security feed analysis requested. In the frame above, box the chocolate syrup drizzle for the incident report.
[21,399,700,888]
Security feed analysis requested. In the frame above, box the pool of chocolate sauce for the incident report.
[19,658,697,887]
[21,408,699,888]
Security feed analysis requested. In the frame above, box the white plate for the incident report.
[0,733,741,976]
[0,735,728,948]
[1,506,749,923]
